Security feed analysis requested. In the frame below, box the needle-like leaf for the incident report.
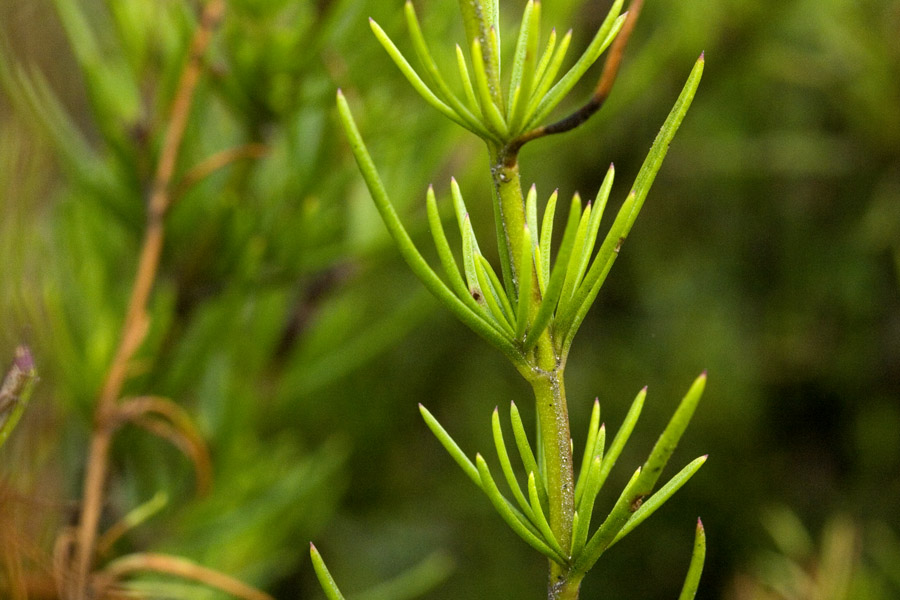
[455,44,482,116]
[574,399,601,504]
[508,0,536,112]
[570,456,602,555]
[370,19,473,132]
[523,193,582,349]
[509,401,547,506]
[514,225,535,339]
[426,186,480,312]
[404,1,490,137]
[492,408,535,520]
[419,404,481,487]
[574,466,641,568]
[527,471,566,558]
[337,92,523,363]
[471,39,509,136]
[559,55,705,355]
[310,544,347,600]
[476,455,567,563]
[595,387,646,493]
[475,254,516,334]
[558,165,614,313]
[610,455,707,547]
[528,1,626,127]
[526,29,571,118]
[538,189,559,290]
[678,520,707,600]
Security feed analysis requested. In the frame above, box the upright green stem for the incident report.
[491,151,578,598]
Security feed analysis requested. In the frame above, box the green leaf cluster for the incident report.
[419,373,707,586]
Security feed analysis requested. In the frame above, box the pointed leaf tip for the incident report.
[697,517,704,529]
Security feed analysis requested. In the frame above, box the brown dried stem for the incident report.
[99,553,275,600]
[174,142,269,198]
[68,0,225,597]
[502,0,645,166]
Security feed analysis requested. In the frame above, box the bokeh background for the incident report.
[1,0,898,598]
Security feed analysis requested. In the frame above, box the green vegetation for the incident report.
[1,0,897,598]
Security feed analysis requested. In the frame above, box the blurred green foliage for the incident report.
[1,0,898,599]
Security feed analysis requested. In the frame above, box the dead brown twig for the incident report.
[98,553,275,600]
[68,0,226,597]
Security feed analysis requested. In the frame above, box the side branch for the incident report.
[70,1,225,597]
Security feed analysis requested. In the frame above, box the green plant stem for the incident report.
[493,151,578,598]
[528,357,577,596]
[490,148,527,294]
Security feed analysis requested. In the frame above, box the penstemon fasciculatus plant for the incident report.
[313,1,707,598]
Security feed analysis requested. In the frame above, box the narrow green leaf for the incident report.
[610,455,708,547]
[471,39,509,136]
[526,29,572,119]
[530,27,558,101]
[404,1,490,137]
[310,544,348,600]
[525,184,539,244]
[631,374,706,498]
[454,188,483,297]
[569,511,581,557]
[477,254,515,323]
[509,0,542,133]
[558,165,614,313]
[533,245,546,297]
[419,404,481,487]
[455,44,481,116]
[595,387,646,492]
[527,472,567,559]
[474,257,515,334]
[337,92,523,363]
[492,408,535,520]
[515,225,534,339]
[523,193,582,350]
[476,455,567,563]
[574,399,601,505]
[570,457,602,555]
[426,186,479,311]
[488,26,503,107]
[559,55,705,355]
[574,466,642,569]
[580,431,607,525]
[509,401,547,506]
[460,222,485,297]
[507,84,523,133]
[678,519,707,600]
[574,375,707,573]
[507,0,536,111]
[557,201,594,314]
[528,1,626,127]
[370,19,472,132]
[538,189,559,289]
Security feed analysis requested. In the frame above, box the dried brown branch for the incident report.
[174,142,269,198]
[113,395,213,495]
[503,0,645,166]
[100,553,276,600]
[69,0,226,597]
